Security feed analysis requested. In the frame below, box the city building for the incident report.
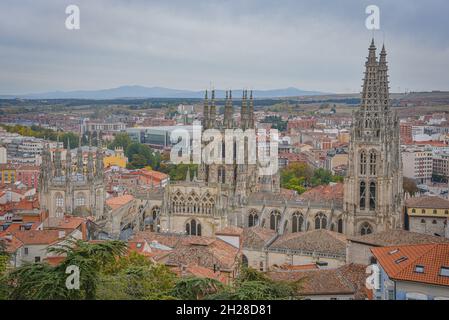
[405,196,449,237]
[402,147,433,184]
[370,243,449,300]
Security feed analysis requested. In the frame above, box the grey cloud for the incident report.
[0,0,448,94]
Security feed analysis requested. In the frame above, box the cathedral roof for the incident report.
[242,226,276,250]
[105,194,135,210]
[349,230,449,247]
[266,264,368,299]
[298,183,343,205]
[269,229,347,257]
[166,236,240,271]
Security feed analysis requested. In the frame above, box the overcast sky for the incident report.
[1,0,448,95]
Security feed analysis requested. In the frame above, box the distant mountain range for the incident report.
[1,86,328,100]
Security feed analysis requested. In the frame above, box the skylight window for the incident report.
[389,249,399,255]
[395,256,408,264]
[440,267,449,277]
[415,265,425,273]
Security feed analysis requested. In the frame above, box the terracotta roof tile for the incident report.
[267,264,368,298]
[371,243,449,287]
[105,195,135,210]
[13,230,62,245]
[270,229,347,256]
[350,230,449,247]
[242,227,276,250]
[405,196,449,209]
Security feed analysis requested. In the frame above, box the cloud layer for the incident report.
[1,0,448,94]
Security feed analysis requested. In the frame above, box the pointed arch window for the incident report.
[360,181,366,210]
[337,219,344,234]
[75,193,86,207]
[292,212,304,233]
[369,151,377,175]
[270,210,281,231]
[315,213,327,230]
[360,151,367,175]
[369,182,376,210]
[248,210,259,227]
[186,219,201,236]
[218,166,226,184]
[360,223,373,236]
[55,193,64,208]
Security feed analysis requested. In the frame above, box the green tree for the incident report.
[171,277,224,300]
[108,132,132,151]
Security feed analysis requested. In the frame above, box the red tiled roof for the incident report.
[371,243,449,287]
[106,194,135,210]
[171,263,228,284]
[299,183,343,203]
[0,233,23,253]
[405,196,449,209]
[13,230,62,245]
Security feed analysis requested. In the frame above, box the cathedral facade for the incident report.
[141,40,403,238]
[39,140,106,219]
[38,40,403,240]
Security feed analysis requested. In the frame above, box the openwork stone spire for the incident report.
[209,89,216,128]
[202,90,209,130]
[224,90,234,129]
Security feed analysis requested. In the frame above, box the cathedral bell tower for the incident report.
[343,40,403,236]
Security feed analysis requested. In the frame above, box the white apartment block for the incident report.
[433,152,449,179]
[402,148,433,184]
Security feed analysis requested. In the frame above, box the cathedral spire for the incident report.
[66,139,72,177]
[209,89,216,128]
[360,39,380,113]
[96,132,104,180]
[87,134,94,181]
[203,90,209,130]
[249,90,255,129]
[77,130,83,175]
[241,90,248,130]
[378,43,390,111]
[224,90,234,129]
[185,166,191,182]
[54,135,63,177]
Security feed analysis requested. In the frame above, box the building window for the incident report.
[35,256,41,263]
[360,151,367,175]
[369,151,377,175]
[270,211,281,231]
[217,166,225,184]
[422,209,426,214]
[75,193,86,207]
[411,209,416,213]
[24,247,29,255]
[55,193,64,208]
[185,219,201,236]
[360,222,373,235]
[421,219,426,224]
[337,219,344,233]
[432,220,437,224]
[248,211,259,227]
[433,209,438,214]
[259,261,264,272]
[360,181,366,210]
[291,212,304,233]
[315,213,327,230]
[369,182,376,210]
